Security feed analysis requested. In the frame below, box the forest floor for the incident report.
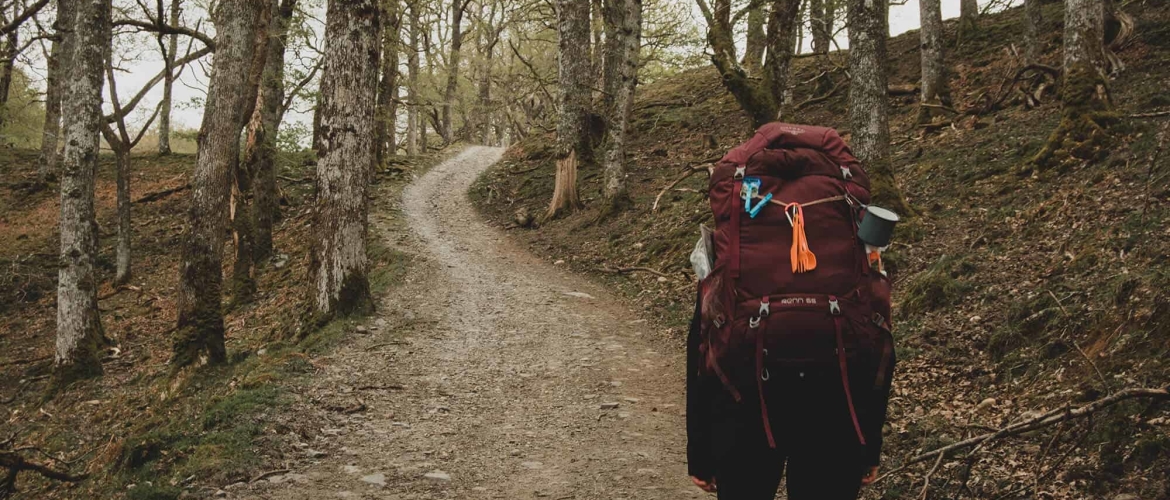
[472,3,1170,499]
[224,146,697,500]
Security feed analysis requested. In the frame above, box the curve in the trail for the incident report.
[237,146,698,500]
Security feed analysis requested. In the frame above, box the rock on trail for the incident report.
[235,147,698,499]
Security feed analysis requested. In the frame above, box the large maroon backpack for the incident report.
[699,122,894,448]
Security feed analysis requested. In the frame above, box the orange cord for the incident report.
[787,203,817,273]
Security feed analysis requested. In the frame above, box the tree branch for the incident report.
[0,0,51,36]
[112,18,215,50]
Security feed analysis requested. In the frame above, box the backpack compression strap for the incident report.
[750,297,777,448]
[830,296,867,446]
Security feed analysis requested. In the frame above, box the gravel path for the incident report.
[238,147,698,499]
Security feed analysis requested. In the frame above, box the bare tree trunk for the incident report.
[600,0,620,121]
[847,0,907,214]
[1024,0,1042,65]
[38,0,71,182]
[478,64,491,144]
[917,0,947,124]
[957,0,978,45]
[175,0,269,368]
[312,92,324,150]
[809,0,834,93]
[406,0,420,155]
[0,6,17,130]
[158,0,181,155]
[311,0,379,318]
[441,0,466,143]
[765,0,801,120]
[54,0,110,385]
[742,5,766,73]
[1030,0,1112,170]
[114,147,132,285]
[548,0,591,220]
[375,0,399,166]
[601,0,640,211]
[245,0,293,266]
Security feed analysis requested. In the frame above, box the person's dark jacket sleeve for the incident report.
[686,286,715,480]
[862,338,896,466]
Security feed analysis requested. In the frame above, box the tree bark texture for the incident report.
[742,3,765,73]
[601,0,621,120]
[406,0,420,155]
[54,0,110,383]
[556,0,592,160]
[114,148,131,285]
[957,0,978,45]
[601,0,640,207]
[441,0,466,144]
[175,0,268,368]
[847,0,907,214]
[375,0,399,166]
[1030,0,1112,169]
[244,0,294,266]
[764,0,801,120]
[0,4,18,131]
[158,0,180,155]
[917,0,946,124]
[1024,0,1042,64]
[311,0,379,318]
[38,0,71,182]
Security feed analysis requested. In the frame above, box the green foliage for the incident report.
[0,67,46,148]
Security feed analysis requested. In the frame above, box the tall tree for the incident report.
[600,0,641,210]
[38,0,72,183]
[441,0,469,143]
[157,0,181,155]
[1023,0,1042,64]
[695,0,801,128]
[846,0,907,213]
[741,3,765,72]
[545,0,590,220]
[174,0,269,368]
[916,0,947,124]
[0,2,19,130]
[405,0,420,154]
[809,0,834,93]
[957,0,978,45]
[242,0,295,278]
[1030,0,1111,169]
[54,0,110,384]
[310,0,379,318]
[375,0,400,166]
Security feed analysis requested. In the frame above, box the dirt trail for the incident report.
[238,147,699,499]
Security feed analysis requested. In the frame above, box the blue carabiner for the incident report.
[748,193,773,219]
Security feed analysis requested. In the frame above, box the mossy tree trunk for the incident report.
[1024,0,1042,65]
[441,0,468,144]
[54,0,110,385]
[741,3,766,73]
[245,0,294,267]
[600,0,641,212]
[557,0,593,161]
[310,0,379,319]
[957,0,978,46]
[696,0,801,128]
[917,0,948,124]
[847,0,909,215]
[1030,0,1113,171]
[37,0,70,183]
[175,0,270,368]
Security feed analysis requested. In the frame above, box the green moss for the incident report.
[1028,64,1118,172]
[901,256,975,315]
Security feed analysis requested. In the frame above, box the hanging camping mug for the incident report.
[858,206,899,247]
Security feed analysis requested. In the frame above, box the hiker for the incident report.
[686,123,897,500]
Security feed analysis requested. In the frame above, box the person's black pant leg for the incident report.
[784,445,863,500]
[709,379,785,500]
[714,440,784,500]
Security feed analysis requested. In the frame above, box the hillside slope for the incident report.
[473,3,1170,498]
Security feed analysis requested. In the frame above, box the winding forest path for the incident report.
[241,147,698,499]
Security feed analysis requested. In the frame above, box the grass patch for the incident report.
[901,256,976,315]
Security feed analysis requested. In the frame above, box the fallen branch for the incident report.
[0,450,88,496]
[1130,110,1170,119]
[250,469,290,483]
[795,78,847,110]
[134,184,190,203]
[598,266,674,280]
[277,175,314,184]
[652,162,717,212]
[876,385,1170,485]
